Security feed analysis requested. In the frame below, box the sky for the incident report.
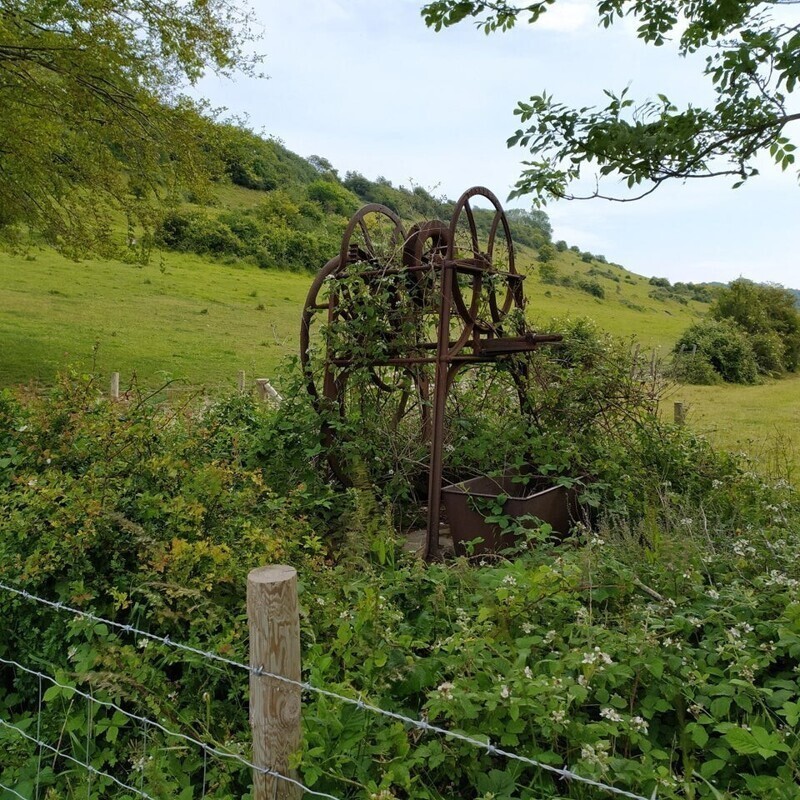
[196,0,800,288]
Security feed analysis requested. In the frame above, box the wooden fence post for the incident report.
[110,372,120,401]
[247,565,302,800]
[674,401,686,426]
[255,378,283,403]
[237,370,246,394]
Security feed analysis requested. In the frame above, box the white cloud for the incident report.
[534,1,594,33]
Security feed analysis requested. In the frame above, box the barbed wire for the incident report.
[0,716,156,800]
[0,580,653,800]
[0,780,29,800]
[0,656,342,800]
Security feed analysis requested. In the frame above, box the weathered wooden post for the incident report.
[674,401,686,426]
[247,565,302,800]
[255,378,283,403]
[237,370,246,394]
[110,372,120,401]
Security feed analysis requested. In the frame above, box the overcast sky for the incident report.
[197,0,799,288]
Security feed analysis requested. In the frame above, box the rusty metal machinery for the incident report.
[300,186,561,559]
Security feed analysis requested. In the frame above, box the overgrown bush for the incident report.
[577,278,605,299]
[711,279,800,373]
[537,242,556,263]
[539,261,559,284]
[1,366,799,799]
[672,319,759,384]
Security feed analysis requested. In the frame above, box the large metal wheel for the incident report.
[301,206,431,486]
[447,186,520,352]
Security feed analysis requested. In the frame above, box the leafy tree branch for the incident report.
[0,0,261,257]
[421,0,800,203]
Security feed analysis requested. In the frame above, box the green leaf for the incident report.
[688,722,709,747]
[724,726,760,755]
[699,758,727,779]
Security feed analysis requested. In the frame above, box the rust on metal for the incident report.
[300,186,562,560]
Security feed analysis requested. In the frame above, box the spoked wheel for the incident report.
[339,204,406,274]
[317,362,431,488]
[301,205,432,486]
[447,186,520,351]
[300,256,339,412]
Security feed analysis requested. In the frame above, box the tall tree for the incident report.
[422,1,800,204]
[0,0,259,256]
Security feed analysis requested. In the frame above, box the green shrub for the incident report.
[577,278,605,299]
[306,180,358,216]
[539,261,559,284]
[751,330,787,377]
[712,279,800,372]
[649,276,671,288]
[673,319,759,384]
[537,242,556,263]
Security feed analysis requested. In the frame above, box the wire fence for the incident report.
[0,579,654,800]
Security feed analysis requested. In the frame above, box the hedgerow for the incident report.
[0,345,799,798]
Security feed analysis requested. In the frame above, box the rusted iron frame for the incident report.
[301,187,563,561]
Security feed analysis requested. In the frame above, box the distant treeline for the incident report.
[155,126,558,271]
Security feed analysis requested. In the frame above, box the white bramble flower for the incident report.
[436,682,455,700]
[522,622,534,635]
[551,709,566,724]
[630,716,649,734]
[524,666,533,680]
[707,588,720,600]
[577,675,588,687]
[580,741,610,771]
[544,629,557,643]
[502,575,517,586]
[600,707,623,723]
[500,685,511,699]
[582,646,613,666]
[733,539,757,557]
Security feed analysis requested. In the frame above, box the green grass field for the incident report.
[668,373,800,477]
[0,248,307,390]
[1,204,796,471]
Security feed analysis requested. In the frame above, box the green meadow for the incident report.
[0,248,306,390]
[670,374,800,475]
[0,193,796,471]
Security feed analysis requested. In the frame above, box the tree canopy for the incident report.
[422,0,800,204]
[0,0,258,256]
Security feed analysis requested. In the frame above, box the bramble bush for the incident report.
[1,337,799,798]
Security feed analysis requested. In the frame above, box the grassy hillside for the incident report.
[0,247,305,388]
[0,126,796,470]
[0,207,708,388]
